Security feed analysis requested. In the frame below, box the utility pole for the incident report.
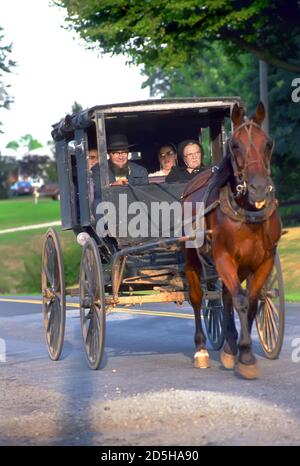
[259,60,269,134]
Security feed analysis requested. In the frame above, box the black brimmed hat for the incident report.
[107,134,135,152]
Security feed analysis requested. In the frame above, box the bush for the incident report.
[0,156,18,199]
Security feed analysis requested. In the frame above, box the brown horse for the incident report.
[183,102,282,379]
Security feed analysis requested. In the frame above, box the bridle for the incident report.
[228,118,274,197]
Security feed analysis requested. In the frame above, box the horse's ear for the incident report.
[253,101,266,125]
[231,103,244,127]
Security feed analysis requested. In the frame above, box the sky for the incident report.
[0,0,150,153]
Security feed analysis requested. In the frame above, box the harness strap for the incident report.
[219,184,278,224]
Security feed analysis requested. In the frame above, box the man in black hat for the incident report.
[166,139,206,182]
[107,134,148,186]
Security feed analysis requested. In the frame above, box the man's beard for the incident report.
[109,160,129,177]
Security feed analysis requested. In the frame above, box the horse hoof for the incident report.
[220,350,236,370]
[235,362,261,380]
[194,350,210,369]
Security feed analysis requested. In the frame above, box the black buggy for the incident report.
[42,98,285,369]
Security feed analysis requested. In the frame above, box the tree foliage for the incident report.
[71,100,83,114]
[53,1,300,199]
[268,66,300,199]
[0,155,17,198]
[142,43,259,110]
[55,0,300,73]
[0,26,15,132]
[6,134,43,153]
[142,47,300,199]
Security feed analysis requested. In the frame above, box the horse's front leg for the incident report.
[220,285,238,370]
[213,250,258,378]
[185,248,210,369]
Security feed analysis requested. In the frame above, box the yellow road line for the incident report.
[0,297,194,320]
[0,297,79,308]
[111,308,194,319]
[0,298,43,305]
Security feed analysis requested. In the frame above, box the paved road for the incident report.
[0,297,299,446]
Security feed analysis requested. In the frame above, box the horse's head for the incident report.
[229,102,274,209]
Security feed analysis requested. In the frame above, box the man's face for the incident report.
[183,143,202,169]
[109,150,129,169]
[88,149,98,170]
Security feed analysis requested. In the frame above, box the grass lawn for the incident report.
[0,197,60,230]
[278,227,300,302]
[0,227,81,294]
[0,226,299,301]
[0,195,299,301]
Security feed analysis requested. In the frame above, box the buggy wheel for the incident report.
[256,253,285,359]
[202,279,224,350]
[80,238,106,370]
[41,228,66,361]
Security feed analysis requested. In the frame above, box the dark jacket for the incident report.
[91,161,148,200]
[166,165,206,183]
[108,161,148,185]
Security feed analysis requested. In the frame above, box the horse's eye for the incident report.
[231,143,239,151]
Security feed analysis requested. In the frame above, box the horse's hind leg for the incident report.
[220,285,238,369]
[185,248,210,369]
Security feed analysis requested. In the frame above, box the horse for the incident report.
[183,102,282,379]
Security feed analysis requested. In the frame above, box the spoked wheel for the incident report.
[80,238,106,370]
[202,278,224,350]
[256,253,285,359]
[41,228,66,361]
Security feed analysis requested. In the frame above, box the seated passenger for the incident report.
[91,134,148,200]
[166,139,206,182]
[149,144,177,177]
[88,148,98,171]
[107,134,148,186]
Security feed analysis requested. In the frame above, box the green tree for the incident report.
[71,100,83,114]
[55,0,300,201]
[142,43,259,109]
[143,48,300,199]
[20,134,43,151]
[5,140,19,151]
[54,0,300,73]
[43,160,58,183]
[268,66,300,200]
[0,155,17,198]
[6,134,43,153]
[0,26,15,132]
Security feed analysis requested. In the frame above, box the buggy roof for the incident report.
[51,97,242,142]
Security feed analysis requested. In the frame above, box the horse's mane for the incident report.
[208,147,233,198]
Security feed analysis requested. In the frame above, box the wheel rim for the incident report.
[256,253,285,359]
[41,228,66,361]
[80,239,105,370]
[202,279,224,350]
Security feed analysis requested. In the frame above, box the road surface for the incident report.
[0,297,299,446]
